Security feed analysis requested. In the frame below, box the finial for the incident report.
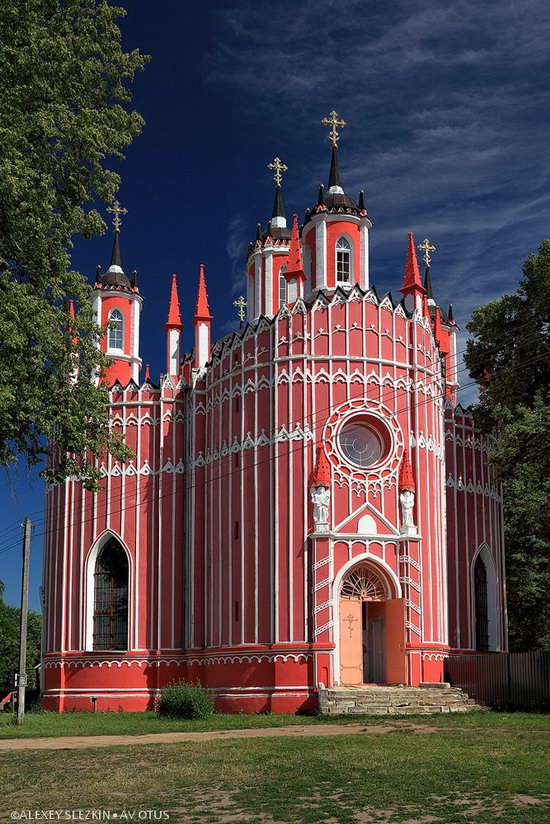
[448,303,455,323]
[358,190,365,211]
[321,109,346,148]
[255,223,262,242]
[417,238,436,268]
[233,295,247,327]
[317,183,325,205]
[107,199,128,232]
[267,156,288,187]
[144,364,151,381]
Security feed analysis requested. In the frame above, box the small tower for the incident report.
[283,214,307,303]
[193,263,213,370]
[92,200,142,385]
[400,232,425,313]
[165,273,183,379]
[302,110,372,294]
[246,157,291,321]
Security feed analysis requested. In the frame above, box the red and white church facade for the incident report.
[41,119,507,713]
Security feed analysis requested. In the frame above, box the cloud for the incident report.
[208,0,550,403]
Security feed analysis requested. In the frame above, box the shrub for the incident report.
[156,680,213,719]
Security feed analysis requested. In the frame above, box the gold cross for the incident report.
[417,238,436,267]
[107,199,128,232]
[233,295,247,324]
[267,157,288,187]
[321,110,346,147]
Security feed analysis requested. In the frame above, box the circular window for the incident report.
[339,422,384,468]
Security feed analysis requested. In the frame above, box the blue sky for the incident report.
[1,0,550,609]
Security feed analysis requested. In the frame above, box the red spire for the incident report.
[68,299,75,320]
[165,274,183,331]
[311,443,331,487]
[399,450,415,492]
[193,263,213,324]
[400,233,425,296]
[144,363,151,381]
[285,214,307,282]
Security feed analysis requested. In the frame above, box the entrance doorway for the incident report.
[338,565,406,686]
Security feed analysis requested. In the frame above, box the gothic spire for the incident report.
[328,145,343,194]
[400,232,425,296]
[166,274,183,331]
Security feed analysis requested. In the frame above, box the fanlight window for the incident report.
[93,539,128,650]
[336,236,352,284]
[341,567,386,601]
[474,555,489,651]
[108,309,123,350]
[279,266,287,308]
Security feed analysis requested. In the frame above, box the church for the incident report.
[41,113,508,713]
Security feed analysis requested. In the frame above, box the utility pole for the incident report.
[16,517,31,725]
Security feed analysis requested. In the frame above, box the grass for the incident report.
[1,708,550,739]
[1,715,550,823]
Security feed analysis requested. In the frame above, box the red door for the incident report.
[339,598,363,685]
[385,598,407,684]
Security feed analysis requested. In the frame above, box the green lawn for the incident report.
[1,708,550,739]
[1,716,549,823]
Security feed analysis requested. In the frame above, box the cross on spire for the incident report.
[417,238,436,268]
[107,199,128,232]
[267,157,288,187]
[321,110,346,147]
[233,295,247,326]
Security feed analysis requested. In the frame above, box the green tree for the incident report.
[0,581,42,695]
[0,0,148,488]
[465,240,550,650]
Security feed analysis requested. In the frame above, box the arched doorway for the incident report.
[93,538,129,651]
[339,564,406,686]
[474,555,489,651]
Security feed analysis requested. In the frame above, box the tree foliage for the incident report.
[465,240,550,650]
[0,0,148,487]
[0,581,42,694]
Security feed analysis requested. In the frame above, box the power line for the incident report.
[2,349,546,557]
[0,319,546,554]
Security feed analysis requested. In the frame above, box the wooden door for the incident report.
[339,597,363,685]
[385,598,407,684]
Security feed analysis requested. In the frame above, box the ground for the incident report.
[1,713,549,823]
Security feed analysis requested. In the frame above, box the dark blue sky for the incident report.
[1,0,550,608]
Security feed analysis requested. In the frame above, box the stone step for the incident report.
[318,684,482,716]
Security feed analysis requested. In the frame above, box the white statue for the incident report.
[399,489,415,531]
[311,485,330,532]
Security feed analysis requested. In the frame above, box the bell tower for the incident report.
[92,200,142,386]
[302,110,372,294]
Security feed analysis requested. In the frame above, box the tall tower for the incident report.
[302,110,372,293]
[92,201,142,385]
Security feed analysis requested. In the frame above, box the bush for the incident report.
[156,680,213,719]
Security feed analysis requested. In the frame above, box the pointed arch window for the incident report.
[474,555,489,651]
[336,236,352,284]
[279,265,287,308]
[108,308,124,351]
[93,538,128,650]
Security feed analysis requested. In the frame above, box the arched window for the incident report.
[474,555,489,651]
[279,265,287,308]
[108,309,124,350]
[93,538,128,650]
[336,236,352,284]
